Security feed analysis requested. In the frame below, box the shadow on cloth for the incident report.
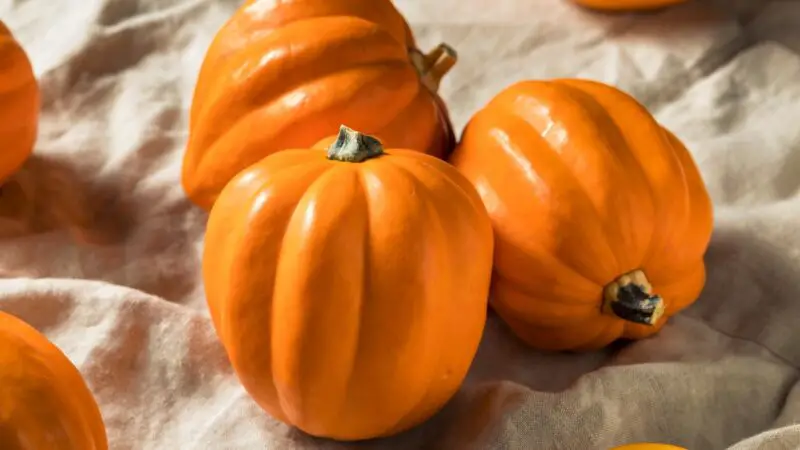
[683,226,800,367]
[0,154,126,244]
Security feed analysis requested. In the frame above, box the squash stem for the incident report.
[410,43,457,92]
[326,126,384,163]
[602,270,665,326]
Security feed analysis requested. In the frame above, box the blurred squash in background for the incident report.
[573,0,687,11]
[0,21,39,185]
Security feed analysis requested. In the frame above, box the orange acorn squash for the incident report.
[182,0,457,210]
[0,311,108,449]
[449,79,713,351]
[573,0,687,10]
[203,126,494,440]
[0,22,39,184]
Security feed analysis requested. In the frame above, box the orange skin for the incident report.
[0,311,108,450]
[449,79,713,351]
[573,0,687,11]
[183,0,457,210]
[0,22,39,184]
[203,127,494,440]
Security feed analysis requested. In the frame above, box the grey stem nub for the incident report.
[603,269,665,326]
[326,125,384,163]
[610,284,664,326]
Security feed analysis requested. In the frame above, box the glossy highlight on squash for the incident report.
[203,126,494,440]
[449,79,713,351]
[0,22,40,184]
[182,0,457,210]
[0,311,108,450]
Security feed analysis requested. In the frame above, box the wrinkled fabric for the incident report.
[0,0,798,448]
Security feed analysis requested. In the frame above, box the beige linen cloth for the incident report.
[1,0,799,448]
